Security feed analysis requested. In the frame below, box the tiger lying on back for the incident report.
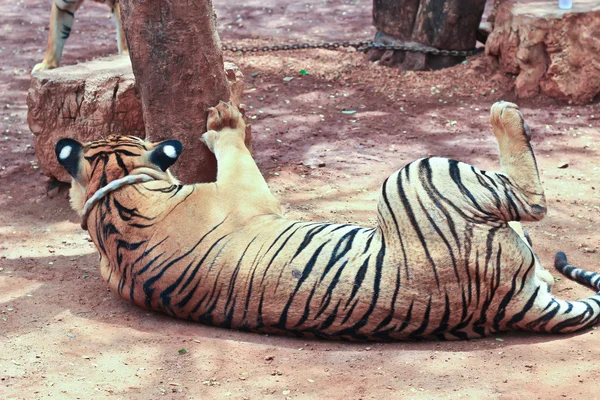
[55,101,600,340]
[33,0,127,73]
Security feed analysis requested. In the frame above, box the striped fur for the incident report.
[56,101,600,340]
[32,0,127,73]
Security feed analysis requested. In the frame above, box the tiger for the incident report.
[32,0,127,73]
[54,100,600,340]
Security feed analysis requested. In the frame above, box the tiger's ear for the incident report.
[149,140,183,171]
[55,138,84,178]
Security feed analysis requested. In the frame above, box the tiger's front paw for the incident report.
[490,101,532,141]
[32,60,58,74]
[201,101,246,153]
[207,100,245,131]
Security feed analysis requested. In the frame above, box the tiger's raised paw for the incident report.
[490,101,532,142]
[201,101,246,153]
[206,101,245,131]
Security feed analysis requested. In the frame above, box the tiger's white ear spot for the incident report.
[59,145,72,160]
[163,145,177,159]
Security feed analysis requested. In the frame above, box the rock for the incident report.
[302,159,327,169]
[486,1,600,104]
[28,55,248,183]
[557,161,569,169]
[28,55,143,183]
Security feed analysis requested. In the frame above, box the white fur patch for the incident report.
[59,145,72,160]
[163,145,177,158]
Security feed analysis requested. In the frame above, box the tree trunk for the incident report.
[119,0,229,184]
[373,0,421,39]
[371,0,486,70]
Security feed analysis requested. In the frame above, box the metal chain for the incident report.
[222,40,481,57]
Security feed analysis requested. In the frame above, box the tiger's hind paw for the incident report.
[490,101,532,142]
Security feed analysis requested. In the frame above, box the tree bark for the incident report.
[119,0,229,183]
[373,0,421,39]
[371,0,486,70]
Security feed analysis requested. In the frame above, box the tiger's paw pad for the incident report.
[490,101,532,141]
[206,101,244,132]
[32,62,55,74]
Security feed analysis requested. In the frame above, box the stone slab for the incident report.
[486,0,600,104]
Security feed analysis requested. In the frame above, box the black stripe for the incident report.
[163,235,229,312]
[463,225,474,306]
[417,195,461,284]
[60,24,71,39]
[380,175,409,280]
[319,227,360,283]
[518,254,536,294]
[141,217,227,308]
[431,293,451,336]
[396,166,440,287]
[345,256,369,308]
[448,160,494,218]
[314,260,348,320]
[242,240,267,322]
[506,286,540,328]
[472,166,502,211]
[409,297,432,339]
[421,160,461,248]
[222,238,258,325]
[341,298,359,325]
[320,300,342,330]
[260,222,309,285]
[335,239,385,337]
[276,241,330,330]
[550,302,594,333]
[173,235,230,309]
[493,261,523,331]
[55,4,75,17]
[273,223,332,291]
[525,299,560,332]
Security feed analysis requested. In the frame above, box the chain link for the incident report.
[222,40,480,57]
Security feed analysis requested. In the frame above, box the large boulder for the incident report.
[28,56,247,183]
[28,55,142,183]
[486,1,600,104]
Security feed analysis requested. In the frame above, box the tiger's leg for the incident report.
[112,2,129,55]
[201,101,281,214]
[32,0,84,73]
[489,101,547,221]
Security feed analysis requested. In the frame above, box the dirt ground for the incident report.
[1,0,600,399]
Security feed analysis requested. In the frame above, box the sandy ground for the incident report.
[1,0,600,399]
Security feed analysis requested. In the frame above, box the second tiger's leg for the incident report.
[32,0,83,73]
[112,2,129,55]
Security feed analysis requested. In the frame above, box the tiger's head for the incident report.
[55,135,183,215]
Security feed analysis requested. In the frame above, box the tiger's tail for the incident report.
[554,252,600,291]
[527,252,600,334]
